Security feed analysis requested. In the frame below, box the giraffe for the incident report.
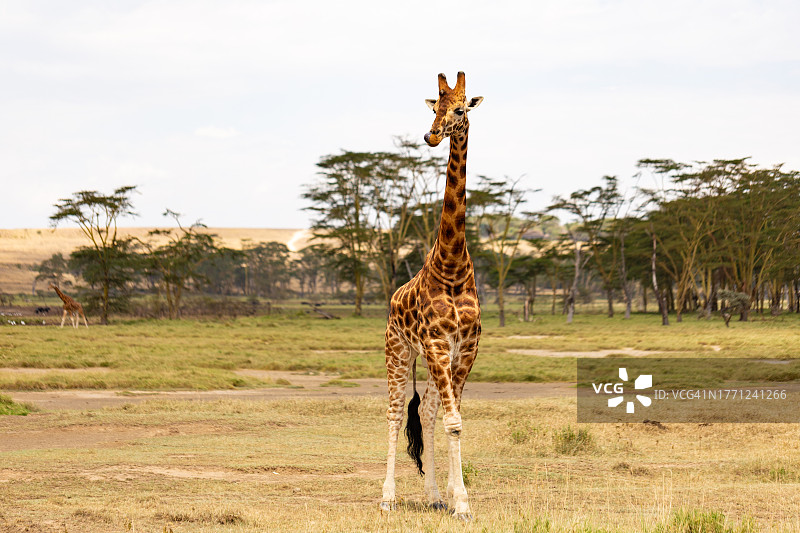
[49,283,88,328]
[380,71,483,520]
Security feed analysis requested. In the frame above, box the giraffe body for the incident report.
[381,72,483,519]
[49,284,88,328]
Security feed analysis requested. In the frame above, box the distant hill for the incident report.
[0,227,311,294]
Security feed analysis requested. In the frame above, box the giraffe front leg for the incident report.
[60,310,67,328]
[446,337,479,520]
[420,374,445,510]
[381,329,410,511]
[425,340,472,520]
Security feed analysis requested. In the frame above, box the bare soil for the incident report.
[1,373,573,467]
[506,347,671,357]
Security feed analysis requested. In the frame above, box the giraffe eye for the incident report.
[454,108,465,116]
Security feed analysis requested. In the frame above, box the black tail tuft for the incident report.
[405,390,424,476]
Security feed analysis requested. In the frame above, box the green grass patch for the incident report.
[0,393,33,415]
[2,309,800,390]
[653,509,757,533]
[320,379,359,388]
[553,425,595,455]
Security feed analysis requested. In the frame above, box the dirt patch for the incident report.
[0,425,164,452]
[75,462,385,485]
[506,335,561,340]
[0,421,226,453]
[5,373,574,412]
[310,350,375,354]
[507,347,669,358]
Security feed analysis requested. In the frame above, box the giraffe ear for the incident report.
[425,99,437,111]
[466,96,483,111]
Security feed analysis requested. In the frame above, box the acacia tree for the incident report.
[638,159,726,321]
[68,238,142,315]
[550,176,623,318]
[470,176,538,327]
[365,149,419,306]
[508,241,549,322]
[397,137,446,255]
[304,151,388,316]
[50,186,138,324]
[141,210,217,319]
[292,245,328,298]
[715,162,800,320]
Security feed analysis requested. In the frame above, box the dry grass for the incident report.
[1,397,798,532]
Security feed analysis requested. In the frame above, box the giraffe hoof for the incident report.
[379,501,396,512]
[452,512,473,521]
[429,501,448,511]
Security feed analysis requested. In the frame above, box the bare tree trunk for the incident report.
[526,279,536,321]
[567,243,580,324]
[642,283,647,313]
[498,285,506,327]
[102,277,110,325]
[354,270,363,317]
[619,235,631,319]
[651,233,669,326]
[606,286,614,318]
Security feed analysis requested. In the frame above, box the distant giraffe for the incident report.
[49,283,88,328]
[380,71,483,520]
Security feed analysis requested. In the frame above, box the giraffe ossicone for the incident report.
[381,71,482,521]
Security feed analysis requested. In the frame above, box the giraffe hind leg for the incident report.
[420,371,446,509]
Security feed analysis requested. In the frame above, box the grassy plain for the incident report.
[2,310,800,390]
[2,311,800,531]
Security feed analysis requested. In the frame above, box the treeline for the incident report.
[546,158,800,325]
[37,149,800,326]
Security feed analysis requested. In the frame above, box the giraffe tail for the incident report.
[405,358,424,476]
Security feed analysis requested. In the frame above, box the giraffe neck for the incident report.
[54,286,70,304]
[431,121,470,281]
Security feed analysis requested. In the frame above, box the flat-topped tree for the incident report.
[50,186,138,325]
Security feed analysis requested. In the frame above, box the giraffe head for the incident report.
[423,71,483,147]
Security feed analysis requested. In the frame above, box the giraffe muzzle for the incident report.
[424,131,442,147]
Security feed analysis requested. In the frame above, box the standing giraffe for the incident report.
[380,71,483,520]
[49,283,88,328]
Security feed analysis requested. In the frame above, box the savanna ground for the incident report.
[2,306,800,532]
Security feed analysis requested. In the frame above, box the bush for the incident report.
[553,425,594,455]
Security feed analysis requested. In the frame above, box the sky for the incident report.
[1,0,799,229]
